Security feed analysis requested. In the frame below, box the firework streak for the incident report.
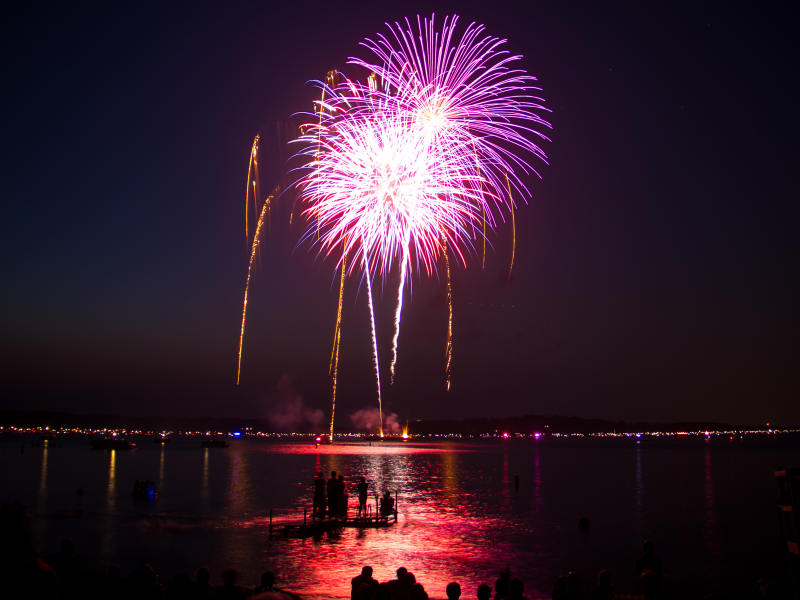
[237,193,272,385]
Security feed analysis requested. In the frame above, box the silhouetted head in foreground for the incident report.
[196,567,211,584]
[477,584,492,600]
[597,571,611,586]
[359,583,376,600]
[261,572,275,588]
[409,583,428,600]
[446,582,461,600]
[61,538,75,555]
[172,572,191,590]
[107,565,122,584]
[643,541,654,555]
[222,569,238,587]
[566,573,581,591]
[554,576,567,595]
[396,567,407,579]
[361,566,373,578]
[509,579,524,598]
[401,573,416,590]
[499,570,511,581]
[376,582,392,600]
[331,470,337,478]
[361,477,367,483]
[638,570,658,594]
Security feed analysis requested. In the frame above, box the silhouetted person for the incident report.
[446,582,461,600]
[87,566,106,599]
[366,582,388,600]
[494,570,511,600]
[409,583,429,600]
[0,501,59,599]
[357,477,369,517]
[192,567,214,600]
[550,577,567,600]
[313,473,326,518]
[380,492,395,517]
[638,570,662,599]
[635,541,662,577]
[167,572,192,600]
[590,571,614,599]
[44,537,83,598]
[556,573,590,599]
[359,583,376,600]
[254,572,276,595]
[388,566,408,598]
[352,567,379,600]
[506,578,529,600]
[106,565,123,599]
[395,572,417,600]
[213,569,246,600]
[477,584,492,600]
[149,565,165,599]
[338,474,348,517]
[328,471,340,517]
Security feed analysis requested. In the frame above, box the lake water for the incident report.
[1,433,798,599]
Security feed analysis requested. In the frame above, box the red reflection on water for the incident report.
[230,442,520,600]
[266,442,478,455]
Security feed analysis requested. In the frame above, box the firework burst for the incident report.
[240,15,551,435]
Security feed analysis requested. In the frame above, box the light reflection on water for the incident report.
[2,435,798,600]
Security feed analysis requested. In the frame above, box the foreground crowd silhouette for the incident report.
[1,502,786,599]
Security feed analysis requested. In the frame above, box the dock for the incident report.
[269,495,399,539]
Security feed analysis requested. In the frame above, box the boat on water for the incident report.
[201,439,229,448]
[314,434,333,444]
[89,437,136,450]
[153,437,171,444]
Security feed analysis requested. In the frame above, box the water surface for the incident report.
[2,434,797,599]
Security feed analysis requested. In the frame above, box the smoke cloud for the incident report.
[267,375,324,432]
[349,407,402,434]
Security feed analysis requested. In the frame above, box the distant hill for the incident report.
[0,409,748,435]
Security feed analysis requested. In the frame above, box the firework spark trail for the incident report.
[244,135,259,242]
[329,251,347,437]
[364,260,383,435]
[329,251,347,375]
[506,172,515,281]
[444,243,453,390]
[237,194,271,385]
[389,239,410,383]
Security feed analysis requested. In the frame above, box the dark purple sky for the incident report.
[2,1,797,426]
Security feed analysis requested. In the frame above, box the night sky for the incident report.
[2,1,797,427]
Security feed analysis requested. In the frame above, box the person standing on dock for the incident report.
[313,473,326,518]
[327,470,339,517]
[357,477,369,517]
[337,474,347,518]
[380,491,395,517]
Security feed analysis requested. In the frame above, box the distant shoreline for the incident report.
[0,409,796,438]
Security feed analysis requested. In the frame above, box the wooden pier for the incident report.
[269,495,399,539]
